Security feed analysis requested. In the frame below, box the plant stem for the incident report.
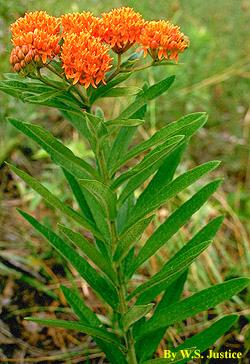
[97,143,138,364]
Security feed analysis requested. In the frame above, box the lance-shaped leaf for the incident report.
[8,118,99,180]
[59,224,116,283]
[135,272,188,362]
[117,76,175,120]
[7,163,101,239]
[79,179,117,221]
[25,317,124,350]
[18,210,119,309]
[144,142,187,203]
[100,86,141,98]
[173,315,239,364]
[129,179,222,276]
[123,304,154,331]
[141,350,195,364]
[63,169,94,222]
[105,118,145,127]
[129,241,211,301]
[89,72,132,103]
[134,278,250,340]
[107,103,147,171]
[125,161,220,230]
[61,286,127,364]
[114,216,154,263]
[111,113,206,174]
[135,216,224,304]
[113,135,184,192]
[61,285,102,327]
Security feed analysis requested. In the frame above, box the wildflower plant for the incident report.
[1,7,249,364]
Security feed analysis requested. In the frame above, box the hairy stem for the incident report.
[97,141,138,364]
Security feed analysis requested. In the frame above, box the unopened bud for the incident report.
[22,45,29,55]
[20,60,26,68]
[14,63,21,72]
[18,50,25,60]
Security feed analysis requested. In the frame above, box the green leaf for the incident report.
[113,135,184,191]
[140,350,195,364]
[23,89,68,103]
[7,163,100,239]
[125,161,220,230]
[129,179,222,276]
[8,118,99,180]
[59,224,116,283]
[142,142,187,202]
[63,169,94,222]
[134,278,250,340]
[114,216,153,263]
[25,317,124,349]
[129,241,211,302]
[135,216,224,304]
[135,272,188,362]
[18,210,119,309]
[79,179,117,221]
[100,86,141,98]
[117,76,175,120]
[174,315,238,363]
[105,118,145,127]
[61,285,102,327]
[123,304,154,331]
[61,110,93,143]
[89,72,132,103]
[111,112,205,174]
[61,286,127,364]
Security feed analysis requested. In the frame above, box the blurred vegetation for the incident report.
[0,0,249,362]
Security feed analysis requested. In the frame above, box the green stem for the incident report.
[97,142,138,364]
[45,63,89,106]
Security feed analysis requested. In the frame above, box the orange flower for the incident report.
[61,12,101,37]
[100,7,144,53]
[139,20,189,61]
[61,32,112,88]
[10,11,61,66]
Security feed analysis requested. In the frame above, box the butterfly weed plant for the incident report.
[1,8,249,364]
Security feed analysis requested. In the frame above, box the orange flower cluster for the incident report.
[140,20,189,61]
[61,12,101,37]
[9,45,36,72]
[9,8,189,87]
[10,11,61,67]
[61,32,112,88]
[99,7,144,53]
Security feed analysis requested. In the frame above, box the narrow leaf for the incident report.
[135,278,250,339]
[113,135,184,191]
[174,315,238,363]
[135,216,224,304]
[129,241,211,301]
[114,216,153,263]
[8,163,100,238]
[123,304,154,331]
[105,118,145,127]
[125,161,220,230]
[135,272,188,362]
[59,224,116,283]
[61,286,127,364]
[18,210,119,309]
[100,86,141,98]
[63,169,94,222]
[8,118,98,180]
[25,318,124,349]
[61,285,102,327]
[129,179,222,275]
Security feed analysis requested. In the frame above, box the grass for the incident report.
[0,0,249,362]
